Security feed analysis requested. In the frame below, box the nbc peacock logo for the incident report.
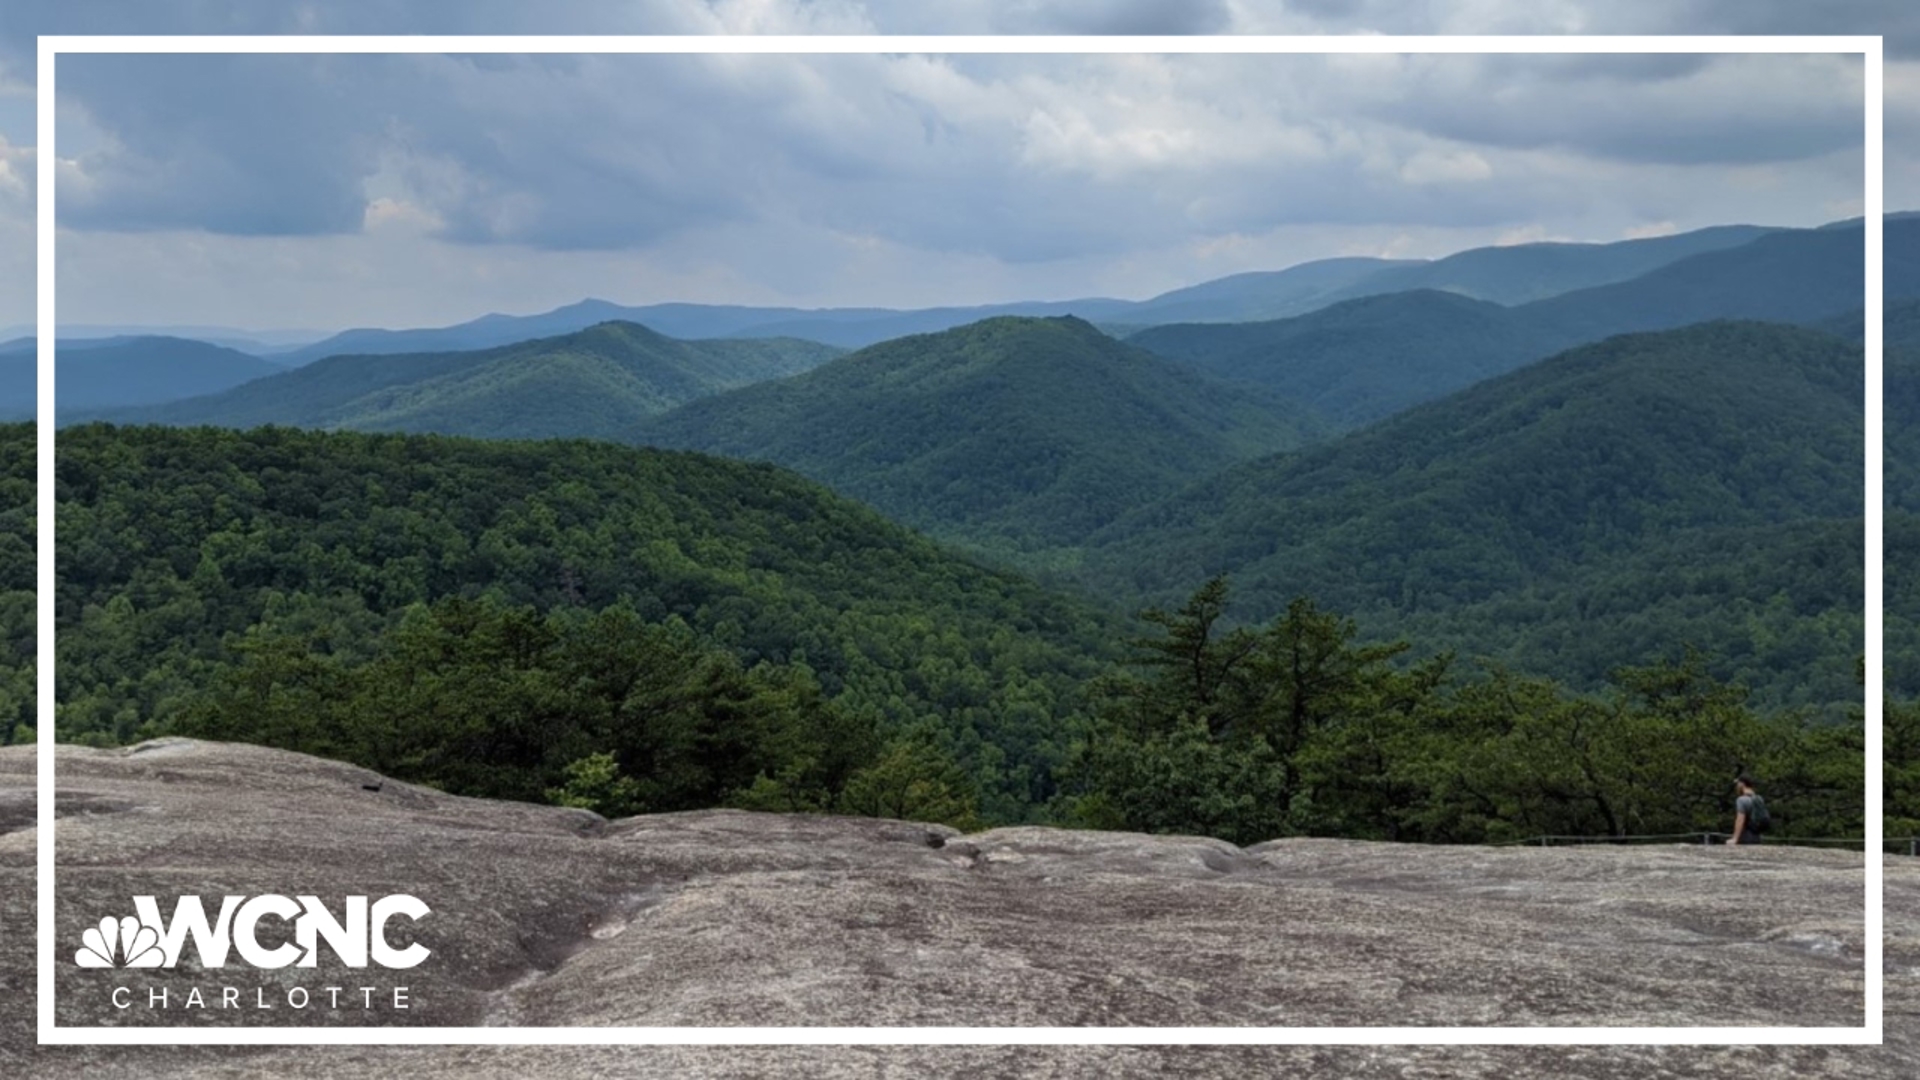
[75,915,166,969]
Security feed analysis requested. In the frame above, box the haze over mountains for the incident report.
[251,218,1794,359]
[1128,220,1901,427]
[71,323,843,436]
[1,336,285,420]
[35,212,1900,732]
[33,216,1837,372]
[79,218,1894,432]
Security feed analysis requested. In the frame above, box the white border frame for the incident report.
[34,33,1883,1047]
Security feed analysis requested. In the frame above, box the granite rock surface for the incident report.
[0,740,1906,1078]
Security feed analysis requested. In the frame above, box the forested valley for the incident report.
[6,219,1902,848]
[2,405,1876,844]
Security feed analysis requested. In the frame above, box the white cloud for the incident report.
[0,0,1904,330]
[1399,149,1492,185]
[0,135,30,202]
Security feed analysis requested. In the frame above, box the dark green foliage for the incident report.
[1887,341,1920,515]
[832,728,985,832]
[1892,298,1920,348]
[1081,322,1865,716]
[1888,698,1920,837]
[14,420,1868,842]
[1063,580,1863,846]
[75,322,843,438]
[1063,580,1439,845]
[638,315,1325,553]
[0,423,28,746]
[174,595,881,815]
[48,423,1112,819]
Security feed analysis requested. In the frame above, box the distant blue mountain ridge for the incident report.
[258,218,1793,363]
[23,214,1910,421]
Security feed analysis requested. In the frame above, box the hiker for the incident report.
[1725,774,1769,845]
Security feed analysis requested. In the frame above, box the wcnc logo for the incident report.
[74,895,431,970]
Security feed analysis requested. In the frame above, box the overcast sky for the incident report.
[0,1,1911,335]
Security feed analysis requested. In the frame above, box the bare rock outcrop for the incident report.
[0,739,1910,1078]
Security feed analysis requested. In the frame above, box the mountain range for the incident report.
[223,218,1836,363]
[29,216,1897,426]
[34,212,1899,725]
[635,315,1325,552]
[95,217,1888,495]
[1,336,290,421]
[76,323,843,438]
[1127,218,1899,427]
[1077,320,1865,711]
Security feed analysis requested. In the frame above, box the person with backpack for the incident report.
[1726,774,1770,845]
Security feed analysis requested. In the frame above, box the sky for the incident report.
[0,1,1911,336]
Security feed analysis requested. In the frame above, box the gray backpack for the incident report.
[1746,794,1770,833]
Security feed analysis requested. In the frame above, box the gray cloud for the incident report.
[0,0,1901,330]
[1640,0,1920,60]
[1370,54,1863,166]
[1217,0,1920,58]
[41,50,1866,257]
[858,0,1300,35]
[57,55,384,235]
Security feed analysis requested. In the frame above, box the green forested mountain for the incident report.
[10,420,1865,842]
[1519,222,1874,340]
[636,315,1326,553]
[1887,297,1920,349]
[48,424,1114,820]
[1128,221,1880,429]
[1887,313,1920,513]
[1078,321,1865,714]
[1127,290,1570,428]
[1882,299,1920,698]
[9,220,1892,844]
[74,322,843,439]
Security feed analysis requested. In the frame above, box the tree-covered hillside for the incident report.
[1882,299,1920,700]
[75,322,843,439]
[48,424,1115,820]
[4,421,1866,843]
[637,315,1326,553]
[1128,289,1571,428]
[1078,321,1865,714]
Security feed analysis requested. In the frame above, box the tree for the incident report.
[1065,580,1438,845]
[836,730,982,831]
